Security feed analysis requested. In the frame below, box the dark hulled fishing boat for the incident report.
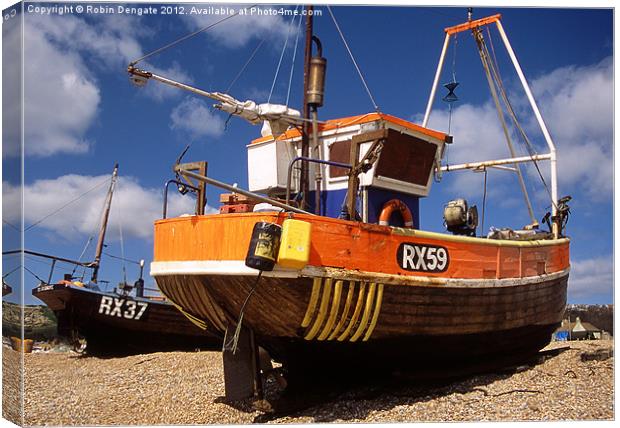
[26,164,219,354]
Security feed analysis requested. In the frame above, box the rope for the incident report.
[327,6,380,112]
[129,7,257,65]
[286,10,304,106]
[268,7,299,103]
[24,177,111,232]
[225,38,266,93]
[223,271,263,354]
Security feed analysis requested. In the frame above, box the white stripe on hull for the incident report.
[151,260,570,289]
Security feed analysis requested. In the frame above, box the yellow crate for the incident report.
[277,219,312,269]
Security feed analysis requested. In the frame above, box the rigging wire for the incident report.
[225,38,266,93]
[24,177,111,232]
[286,10,304,106]
[116,179,127,284]
[23,255,77,274]
[2,265,21,280]
[327,6,381,112]
[129,6,257,66]
[71,236,93,277]
[484,26,555,210]
[268,6,299,103]
[2,219,21,232]
[475,29,536,225]
[446,33,459,138]
[103,251,141,265]
[24,266,46,284]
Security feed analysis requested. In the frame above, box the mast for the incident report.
[300,5,314,210]
[91,163,119,283]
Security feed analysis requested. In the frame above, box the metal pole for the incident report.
[178,169,314,215]
[422,33,450,128]
[285,157,352,205]
[311,108,322,214]
[495,20,559,231]
[92,164,119,283]
[47,260,56,285]
[4,249,93,267]
[440,153,552,172]
[300,5,314,209]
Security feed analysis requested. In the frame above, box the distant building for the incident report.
[553,317,604,341]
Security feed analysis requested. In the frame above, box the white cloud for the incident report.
[170,97,226,139]
[424,102,521,198]
[2,17,22,157]
[3,173,204,241]
[32,14,143,69]
[18,14,193,158]
[141,62,195,102]
[529,57,613,198]
[183,5,298,48]
[422,57,613,204]
[23,24,100,156]
[568,256,613,301]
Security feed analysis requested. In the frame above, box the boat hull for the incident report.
[155,272,568,369]
[32,284,220,354]
[152,212,569,371]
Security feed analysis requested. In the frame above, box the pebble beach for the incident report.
[2,339,614,425]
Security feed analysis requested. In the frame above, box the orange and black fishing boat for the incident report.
[128,10,571,397]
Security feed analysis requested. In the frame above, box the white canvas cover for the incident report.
[212,93,302,137]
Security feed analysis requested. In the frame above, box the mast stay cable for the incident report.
[484,26,555,209]
[286,10,304,106]
[474,29,537,225]
[327,6,380,112]
[24,177,111,232]
[225,38,266,93]
[268,6,299,103]
[71,236,93,277]
[129,6,258,66]
[116,178,127,284]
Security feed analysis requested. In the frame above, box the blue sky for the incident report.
[1,1,614,305]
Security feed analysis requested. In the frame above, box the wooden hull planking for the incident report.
[155,272,567,365]
[151,212,569,367]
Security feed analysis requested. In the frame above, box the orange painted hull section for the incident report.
[153,213,570,280]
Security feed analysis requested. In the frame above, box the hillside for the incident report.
[2,301,58,340]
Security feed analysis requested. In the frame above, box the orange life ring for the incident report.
[379,199,414,228]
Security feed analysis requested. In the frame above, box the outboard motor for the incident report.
[443,199,478,237]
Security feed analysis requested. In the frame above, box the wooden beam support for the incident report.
[175,161,208,215]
